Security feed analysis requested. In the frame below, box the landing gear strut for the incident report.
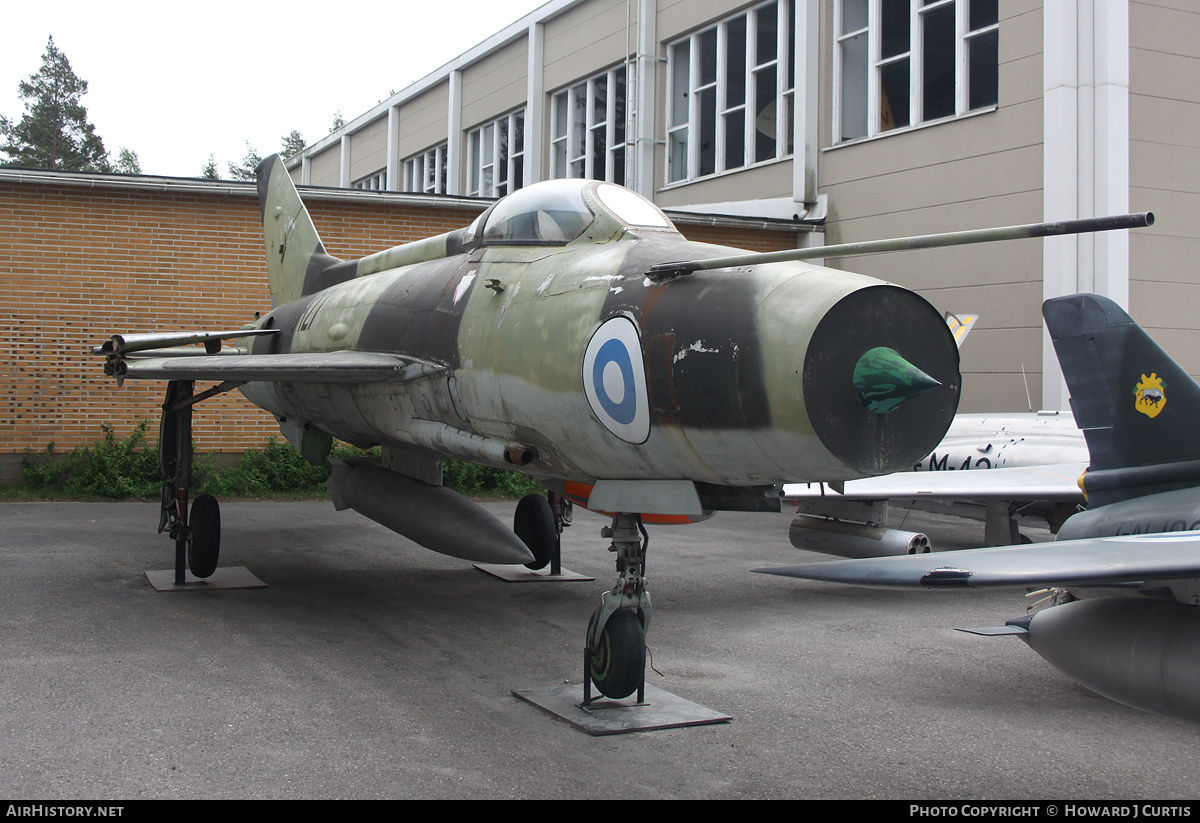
[158,380,222,583]
[583,513,651,703]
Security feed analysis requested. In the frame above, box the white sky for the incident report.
[2,0,549,178]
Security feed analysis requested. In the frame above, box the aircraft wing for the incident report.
[106,350,445,384]
[782,463,1088,503]
[755,530,1200,589]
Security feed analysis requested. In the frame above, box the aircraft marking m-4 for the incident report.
[94,154,1149,703]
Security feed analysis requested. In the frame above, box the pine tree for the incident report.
[0,37,110,172]
[200,155,219,180]
[114,147,141,174]
[227,142,261,181]
[281,130,305,159]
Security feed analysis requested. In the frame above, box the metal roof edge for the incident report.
[290,0,586,165]
[1,167,812,231]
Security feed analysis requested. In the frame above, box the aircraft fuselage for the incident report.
[241,228,959,490]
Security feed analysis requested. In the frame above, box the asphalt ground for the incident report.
[2,499,1198,800]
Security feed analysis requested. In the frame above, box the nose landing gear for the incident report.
[583,513,651,704]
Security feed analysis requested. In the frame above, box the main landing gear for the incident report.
[158,379,224,584]
[583,513,651,703]
[512,506,731,733]
[513,493,558,571]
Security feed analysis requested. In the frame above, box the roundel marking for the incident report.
[593,339,636,424]
[583,316,650,444]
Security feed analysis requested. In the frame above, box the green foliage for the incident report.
[443,460,543,498]
[200,438,332,496]
[200,154,219,179]
[23,421,160,498]
[1,37,111,172]
[280,129,306,159]
[226,142,261,181]
[114,147,141,174]
[20,424,543,501]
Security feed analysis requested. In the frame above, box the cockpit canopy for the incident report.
[476,179,676,246]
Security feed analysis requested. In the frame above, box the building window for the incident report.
[550,67,627,185]
[403,144,447,194]
[835,0,998,143]
[352,169,387,190]
[666,0,796,184]
[467,110,525,198]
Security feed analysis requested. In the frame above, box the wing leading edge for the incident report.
[755,530,1200,589]
[782,463,1088,504]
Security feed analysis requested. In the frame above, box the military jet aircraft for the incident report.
[760,293,1200,721]
[93,155,1147,702]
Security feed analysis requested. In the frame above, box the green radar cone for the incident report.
[853,347,942,414]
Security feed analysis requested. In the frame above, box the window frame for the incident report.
[833,0,999,145]
[402,143,448,194]
[665,0,796,186]
[466,110,525,198]
[352,169,387,191]
[550,66,628,186]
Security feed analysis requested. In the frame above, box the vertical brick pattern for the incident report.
[0,178,799,456]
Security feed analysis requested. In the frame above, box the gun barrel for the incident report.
[648,212,1155,278]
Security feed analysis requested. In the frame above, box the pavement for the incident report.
[2,499,1198,799]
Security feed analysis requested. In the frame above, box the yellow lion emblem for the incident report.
[1134,373,1166,418]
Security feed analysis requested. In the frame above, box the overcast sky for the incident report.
[2,0,548,178]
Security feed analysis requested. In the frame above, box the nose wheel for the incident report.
[587,606,646,700]
[584,513,651,703]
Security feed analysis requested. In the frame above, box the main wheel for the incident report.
[188,494,221,578]
[588,608,646,699]
[514,493,556,571]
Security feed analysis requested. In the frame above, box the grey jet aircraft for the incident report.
[93,155,1147,702]
[761,293,1200,721]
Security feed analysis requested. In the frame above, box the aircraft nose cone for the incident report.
[853,346,942,413]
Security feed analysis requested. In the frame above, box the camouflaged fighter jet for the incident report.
[93,154,1148,701]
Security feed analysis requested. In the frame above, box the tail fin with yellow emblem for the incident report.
[1044,293,1200,507]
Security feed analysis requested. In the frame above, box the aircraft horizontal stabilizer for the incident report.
[107,351,445,384]
[755,530,1200,589]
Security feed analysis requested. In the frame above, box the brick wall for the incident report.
[0,173,801,472]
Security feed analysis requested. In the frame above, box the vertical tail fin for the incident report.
[1043,293,1200,505]
[255,154,343,307]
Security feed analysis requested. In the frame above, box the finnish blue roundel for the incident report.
[583,317,650,444]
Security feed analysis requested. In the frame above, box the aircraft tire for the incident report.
[589,608,645,699]
[188,494,221,579]
[514,493,556,571]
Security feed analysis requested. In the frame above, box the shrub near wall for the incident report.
[20,422,542,500]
